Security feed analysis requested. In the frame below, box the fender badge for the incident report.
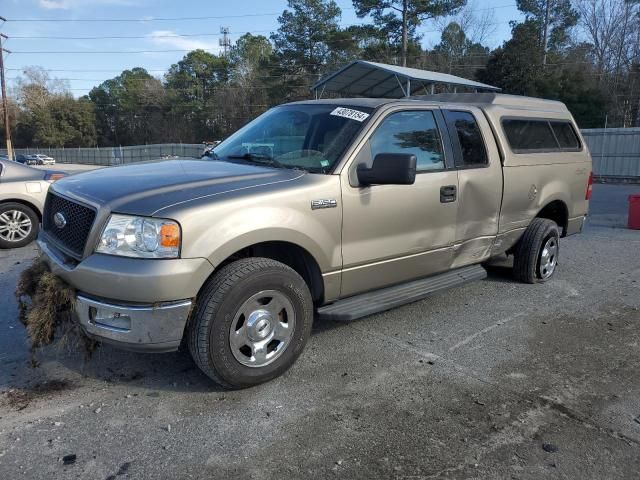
[311,199,337,210]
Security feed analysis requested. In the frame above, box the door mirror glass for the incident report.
[357,153,416,185]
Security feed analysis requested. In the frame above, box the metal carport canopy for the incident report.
[313,60,500,98]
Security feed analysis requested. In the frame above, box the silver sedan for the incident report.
[0,159,65,248]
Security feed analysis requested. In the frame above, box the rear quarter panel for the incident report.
[482,105,592,234]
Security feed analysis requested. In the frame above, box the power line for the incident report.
[10,48,226,54]
[4,6,359,23]
[5,3,516,23]
[5,12,323,23]
[9,30,277,40]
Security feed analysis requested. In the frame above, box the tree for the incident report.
[14,67,69,110]
[10,67,96,148]
[516,0,579,64]
[230,33,273,80]
[217,34,276,136]
[479,21,606,127]
[431,22,489,76]
[571,0,640,126]
[477,21,543,95]
[352,0,466,66]
[89,68,167,145]
[575,0,629,76]
[434,0,497,46]
[271,0,342,79]
[165,50,230,141]
[29,96,96,147]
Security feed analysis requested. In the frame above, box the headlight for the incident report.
[96,214,181,258]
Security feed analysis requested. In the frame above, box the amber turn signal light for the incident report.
[159,224,180,248]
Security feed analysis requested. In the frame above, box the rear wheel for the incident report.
[0,203,39,249]
[513,218,560,284]
[188,257,314,389]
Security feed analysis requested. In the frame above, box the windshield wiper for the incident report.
[226,153,289,170]
[201,150,220,160]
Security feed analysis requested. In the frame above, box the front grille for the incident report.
[43,192,96,258]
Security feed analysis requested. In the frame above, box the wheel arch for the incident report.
[535,200,569,237]
[0,198,42,221]
[210,240,325,305]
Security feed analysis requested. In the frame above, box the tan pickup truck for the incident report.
[37,93,592,388]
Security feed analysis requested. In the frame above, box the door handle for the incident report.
[440,185,457,203]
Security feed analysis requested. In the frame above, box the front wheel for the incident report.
[513,218,560,284]
[188,257,314,389]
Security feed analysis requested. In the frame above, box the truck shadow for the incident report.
[3,266,518,395]
[483,265,518,284]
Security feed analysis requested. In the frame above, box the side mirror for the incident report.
[357,153,417,186]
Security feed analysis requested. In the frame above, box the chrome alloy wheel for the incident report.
[0,210,32,243]
[539,236,558,279]
[229,290,296,368]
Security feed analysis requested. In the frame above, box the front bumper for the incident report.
[38,237,214,352]
[75,295,192,352]
[37,236,214,303]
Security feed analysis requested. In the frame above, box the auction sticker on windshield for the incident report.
[330,107,370,122]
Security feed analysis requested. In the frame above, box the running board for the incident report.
[318,265,487,322]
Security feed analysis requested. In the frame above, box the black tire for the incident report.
[513,218,560,284]
[188,257,314,389]
[0,202,40,249]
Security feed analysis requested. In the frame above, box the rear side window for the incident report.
[502,119,558,152]
[551,121,580,149]
[444,110,488,167]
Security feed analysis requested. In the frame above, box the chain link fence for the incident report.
[1,144,204,165]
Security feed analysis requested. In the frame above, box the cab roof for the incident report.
[287,93,570,115]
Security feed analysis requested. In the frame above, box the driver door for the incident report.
[340,107,459,297]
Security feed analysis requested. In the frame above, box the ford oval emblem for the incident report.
[54,212,67,229]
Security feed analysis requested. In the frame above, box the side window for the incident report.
[444,110,488,167]
[550,121,580,150]
[369,110,444,171]
[502,119,559,152]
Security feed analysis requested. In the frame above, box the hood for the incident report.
[52,159,305,216]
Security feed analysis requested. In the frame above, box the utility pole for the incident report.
[541,0,550,66]
[0,24,12,161]
[401,0,408,67]
[219,26,231,57]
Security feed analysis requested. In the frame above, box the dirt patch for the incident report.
[1,379,72,411]
[15,257,98,356]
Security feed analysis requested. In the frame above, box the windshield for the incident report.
[206,104,373,173]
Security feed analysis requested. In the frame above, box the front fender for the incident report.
[181,205,342,273]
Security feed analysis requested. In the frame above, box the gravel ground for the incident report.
[0,184,639,479]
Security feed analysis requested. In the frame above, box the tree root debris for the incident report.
[1,379,72,411]
[15,257,98,357]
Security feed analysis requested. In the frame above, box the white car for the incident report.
[33,154,56,165]
[0,159,65,248]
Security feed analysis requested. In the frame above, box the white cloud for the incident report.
[39,0,136,9]
[147,30,220,53]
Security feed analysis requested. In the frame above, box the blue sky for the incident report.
[2,0,523,96]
